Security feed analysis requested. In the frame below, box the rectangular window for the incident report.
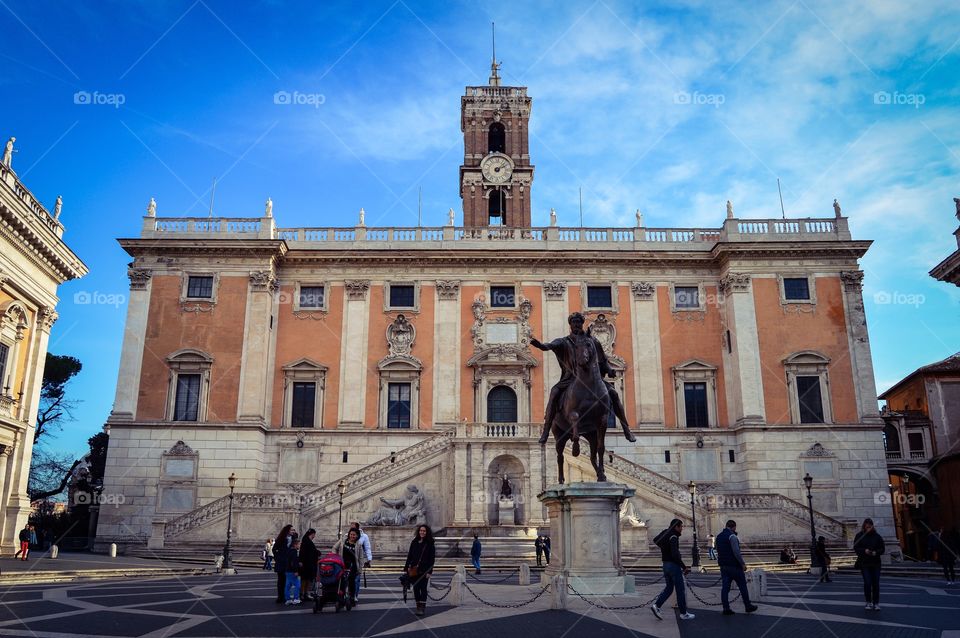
[908,432,924,452]
[675,286,699,309]
[490,286,515,308]
[387,382,411,428]
[389,285,415,308]
[683,382,708,427]
[186,276,214,299]
[796,376,824,423]
[291,382,316,427]
[783,278,811,301]
[587,285,613,308]
[729,449,736,463]
[299,286,324,309]
[173,374,201,421]
[664,450,671,463]
[0,342,8,392]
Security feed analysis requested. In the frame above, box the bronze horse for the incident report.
[553,334,609,483]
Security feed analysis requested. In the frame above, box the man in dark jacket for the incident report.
[651,519,695,621]
[715,520,758,615]
[853,518,885,609]
[535,536,544,566]
[471,534,482,574]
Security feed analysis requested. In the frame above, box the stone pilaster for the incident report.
[720,273,766,425]
[338,281,370,425]
[840,271,881,423]
[541,281,568,421]
[433,281,461,422]
[453,443,469,525]
[110,269,152,421]
[236,270,277,423]
[629,282,663,425]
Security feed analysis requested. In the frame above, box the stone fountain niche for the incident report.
[488,454,524,526]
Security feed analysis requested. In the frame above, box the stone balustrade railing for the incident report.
[714,493,846,540]
[140,215,851,248]
[457,422,536,438]
[0,162,63,238]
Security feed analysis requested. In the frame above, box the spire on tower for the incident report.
[489,21,501,86]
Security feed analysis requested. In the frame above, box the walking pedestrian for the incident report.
[284,538,302,605]
[535,535,544,566]
[714,520,758,615]
[28,525,37,550]
[15,525,30,560]
[471,534,482,574]
[543,536,551,564]
[334,528,364,605]
[262,538,274,571]
[350,522,373,600]
[853,518,885,610]
[707,534,716,561]
[273,524,293,603]
[935,528,956,584]
[815,536,832,582]
[404,524,436,617]
[651,518,695,621]
[299,529,319,601]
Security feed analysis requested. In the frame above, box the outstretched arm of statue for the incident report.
[380,496,404,507]
[530,337,549,351]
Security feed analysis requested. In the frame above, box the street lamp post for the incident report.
[337,479,347,539]
[223,473,237,574]
[688,481,701,570]
[803,473,817,570]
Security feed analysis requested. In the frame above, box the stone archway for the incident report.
[486,454,526,526]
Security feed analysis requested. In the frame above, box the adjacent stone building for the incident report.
[97,64,894,554]
[0,139,87,550]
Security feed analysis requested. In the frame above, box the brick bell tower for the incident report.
[460,48,534,228]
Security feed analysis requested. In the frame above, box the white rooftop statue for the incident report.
[635,209,644,228]
[358,207,366,227]
[265,197,273,218]
[833,198,841,218]
[447,208,455,226]
[550,208,557,227]
[726,200,734,219]
[2,137,15,168]
[54,195,62,220]
[146,197,157,217]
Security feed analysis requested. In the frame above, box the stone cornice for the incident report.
[118,238,288,260]
[0,204,88,284]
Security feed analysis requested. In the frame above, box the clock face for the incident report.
[481,154,513,184]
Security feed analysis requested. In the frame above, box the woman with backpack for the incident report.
[404,524,436,617]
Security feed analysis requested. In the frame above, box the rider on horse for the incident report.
[530,312,637,447]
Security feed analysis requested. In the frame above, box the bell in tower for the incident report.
[459,29,534,228]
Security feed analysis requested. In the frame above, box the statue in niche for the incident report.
[619,497,645,528]
[365,484,426,526]
[499,473,512,499]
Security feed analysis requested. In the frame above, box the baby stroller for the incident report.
[313,552,353,613]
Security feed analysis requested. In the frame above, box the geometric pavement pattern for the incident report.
[0,571,958,638]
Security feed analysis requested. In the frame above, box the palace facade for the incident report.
[97,65,894,553]
[0,142,87,551]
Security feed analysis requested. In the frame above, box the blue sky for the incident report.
[1,0,958,459]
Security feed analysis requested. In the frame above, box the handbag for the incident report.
[407,541,427,579]
[407,566,419,578]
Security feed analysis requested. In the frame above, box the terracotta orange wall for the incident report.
[614,284,638,426]
[460,285,483,420]
[754,277,858,424]
[138,274,246,422]
[657,285,728,428]
[363,285,435,428]
[271,282,345,429]
[882,376,927,415]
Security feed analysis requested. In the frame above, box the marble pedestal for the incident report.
[498,498,516,525]
[539,482,636,595]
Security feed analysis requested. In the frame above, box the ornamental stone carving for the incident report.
[588,314,616,358]
[631,281,656,300]
[249,270,276,292]
[719,272,751,295]
[802,442,834,457]
[543,281,567,298]
[37,306,57,332]
[840,271,864,291]
[387,314,415,357]
[435,280,460,300]
[0,268,8,288]
[345,280,370,300]
[167,440,196,456]
[128,268,152,290]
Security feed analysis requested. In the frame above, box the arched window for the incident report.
[488,122,506,154]
[883,424,901,452]
[487,386,517,423]
[488,189,506,225]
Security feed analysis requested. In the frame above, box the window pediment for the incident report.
[783,351,830,366]
[672,359,717,373]
[282,358,328,373]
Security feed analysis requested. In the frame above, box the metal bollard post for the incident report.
[50,544,59,559]
[109,543,117,558]
[519,563,530,585]
[450,572,464,606]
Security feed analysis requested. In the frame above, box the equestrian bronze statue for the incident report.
[530,312,636,483]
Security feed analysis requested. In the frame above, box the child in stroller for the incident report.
[313,552,353,613]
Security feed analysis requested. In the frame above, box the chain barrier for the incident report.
[427,583,452,602]
[567,585,659,609]
[629,574,665,586]
[467,569,520,584]
[461,581,551,608]
[685,575,723,589]
[683,577,740,607]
